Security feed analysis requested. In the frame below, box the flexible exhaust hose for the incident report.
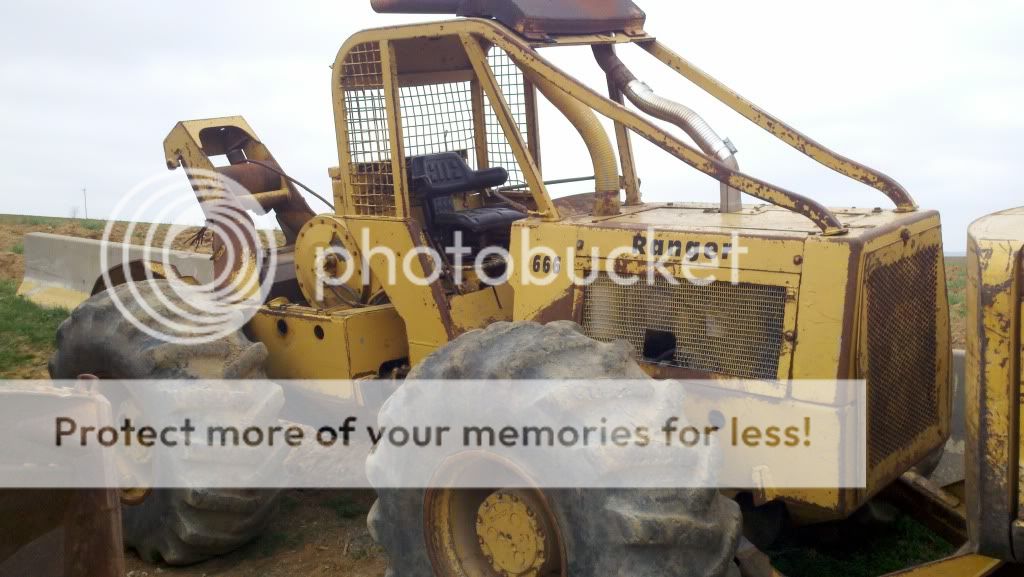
[594,45,742,211]
[626,82,737,167]
[527,71,622,216]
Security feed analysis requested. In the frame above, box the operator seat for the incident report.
[407,152,526,236]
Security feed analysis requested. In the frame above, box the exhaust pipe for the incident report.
[594,45,742,213]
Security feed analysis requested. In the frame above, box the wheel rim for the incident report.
[477,490,558,576]
[424,456,565,577]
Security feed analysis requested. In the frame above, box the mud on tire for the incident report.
[367,321,742,577]
[49,280,282,565]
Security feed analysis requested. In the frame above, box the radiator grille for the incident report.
[582,274,787,380]
[865,245,941,468]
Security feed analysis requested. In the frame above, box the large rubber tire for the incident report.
[48,280,282,565]
[367,321,742,577]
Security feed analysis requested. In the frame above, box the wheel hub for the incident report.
[476,490,554,577]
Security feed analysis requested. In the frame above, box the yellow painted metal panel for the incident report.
[248,303,406,383]
[572,224,806,275]
[449,283,515,333]
[381,40,410,219]
[965,207,1024,560]
[509,220,579,322]
[788,235,853,385]
[342,217,452,364]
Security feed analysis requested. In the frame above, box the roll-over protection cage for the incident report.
[330,16,917,236]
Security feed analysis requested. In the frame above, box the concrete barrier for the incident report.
[17,233,213,310]
[927,349,966,487]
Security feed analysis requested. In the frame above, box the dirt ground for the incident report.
[122,490,387,577]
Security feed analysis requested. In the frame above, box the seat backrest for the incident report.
[408,152,508,198]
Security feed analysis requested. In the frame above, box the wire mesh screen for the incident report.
[399,82,477,166]
[341,43,532,215]
[864,244,941,469]
[485,48,530,188]
[341,42,396,216]
[397,49,529,185]
[582,273,787,380]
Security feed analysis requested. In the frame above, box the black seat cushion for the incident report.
[408,153,522,234]
[435,207,526,233]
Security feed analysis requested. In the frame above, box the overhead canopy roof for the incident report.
[371,0,646,39]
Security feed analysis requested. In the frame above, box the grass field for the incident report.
[0,279,68,378]
[768,513,953,576]
[946,256,967,347]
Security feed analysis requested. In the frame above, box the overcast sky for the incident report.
[2,1,1021,250]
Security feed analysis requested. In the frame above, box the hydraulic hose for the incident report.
[526,71,622,216]
[594,45,742,212]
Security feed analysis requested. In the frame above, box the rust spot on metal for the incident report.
[592,189,621,217]
[552,192,595,217]
[833,239,864,379]
[531,285,575,324]
[404,220,457,338]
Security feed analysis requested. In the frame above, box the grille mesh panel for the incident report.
[341,42,396,217]
[400,81,476,162]
[582,274,787,380]
[865,245,940,468]
[341,44,530,216]
[484,48,529,188]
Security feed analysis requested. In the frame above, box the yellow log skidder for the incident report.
[32,0,1024,575]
